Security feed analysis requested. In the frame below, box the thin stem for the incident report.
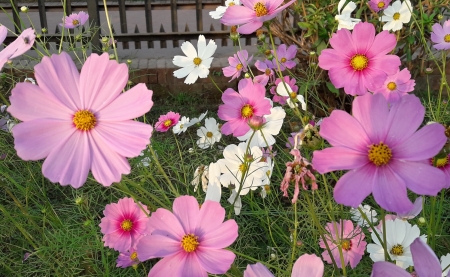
[209,74,223,93]
[149,145,179,196]
[381,210,389,261]
[102,0,119,62]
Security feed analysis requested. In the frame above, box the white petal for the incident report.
[173,65,195,78]
[184,69,200,84]
[180,41,197,58]
[200,40,217,60]
[173,55,194,67]
[197,35,207,58]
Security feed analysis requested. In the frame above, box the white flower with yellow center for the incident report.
[173,35,217,84]
[209,0,241,19]
[350,204,378,227]
[380,0,412,31]
[191,164,209,192]
[196,117,222,149]
[189,110,208,126]
[367,219,425,269]
[173,116,190,134]
[276,82,306,110]
[335,0,361,30]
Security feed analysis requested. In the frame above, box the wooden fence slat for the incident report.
[65,0,72,15]
[170,0,178,47]
[87,0,101,53]
[196,0,203,31]
[10,0,21,33]
[144,0,153,48]
[118,0,129,49]
[160,24,167,49]
[55,25,60,50]
[37,0,48,30]
[134,25,141,49]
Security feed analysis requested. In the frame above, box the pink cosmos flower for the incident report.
[155,111,180,132]
[220,0,296,34]
[0,27,35,71]
[8,52,153,188]
[99,197,150,253]
[369,0,392,12]
[244,254,324,276]
[319,22,401,96]
[272,44,297,70]
[218,78,272,137]
[223,49,253,81]
[431,154,450,187]
[270,76,295,105]
[312,93,447,213]
[254,59,275,87]
[116,247,140,268]
[319,220,366,269]
[431,20,450,50]
[137,195,238,276]
[281,149,317,203]
[60,11,89,29]
[373,68,415,104]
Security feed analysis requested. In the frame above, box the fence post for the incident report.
[170,0,178,47]
[10,0,21,33]
[87,0,101,53]
[118,0,129,49]
[196,0,203,32]
[144,0,153,48]
[37,0,48,31]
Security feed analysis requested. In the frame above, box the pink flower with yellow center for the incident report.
[218,78,272,137]
[373,68,415,104]
[137,195,238,276]
[431,20,450,50]
[220,0,296,34]
[116,247,140,268]
[99,197,150,253]
[60,11,89,29]
[431,154,450,188]
[369,0,392,12]
[8,52,154,188]
[312,93,447,213]
[223,49,253,81]
[254,59,275,87]
[155,111,180,132]
[319,22,401,96]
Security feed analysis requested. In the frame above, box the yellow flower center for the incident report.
[433,156,449,167]
[72,19,80,26]
[206,131,213,138]
[181,234,199,253]
[264,184,270,191]
[350,54,369,71]
[445,34,450,43]
[241,104,254,118]
[290,92,297,99]
[281,57,287,63]
[120,219,133,232]
[393,12,400,20]
[254,2,268,17]
[341,239,352,251]
[193,57,202,66]
[163,119,173,127]
[390,244,404,256]
[368,142,392,166]
[377,2,385,8]
[236,63,243,70]
[228,2,235,6]
[387,82,397,91]
[239,163,248,172]
[130,252,138,260]
[265,68,271,75]
[73,110,96,131]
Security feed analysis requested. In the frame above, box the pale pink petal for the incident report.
[146,208,185,240]
[369,55,401,76]
[195,200,226,237]
[172,195,200,234]
[196,248,235,274]
[221,5,255,25]
[41,131,91,188]
[99,217,120,235]
[291,254,324,277]
[352,93,388,143]
[367,30,397,57]
[328,66,354,88]
[200,220,238,248]
[333,163,375,208]
[34,52,81,110]
[328,28,355,58]
[244,263,274,277]
[79,53,128,111]
[319,50,349,70]
[352,22,375,54]
[181,253,207,277]
[97,84,153,121]
[103,230,132,252]
[343,70,368,96]
[148,252,187,277]
[237,20,263,34]
[12,119,74,160]
[0,25,7,44]
[7,28,36,59]
[397,196,423,218]
[136,234,181,261]
[410,238,442,277]
[312,146,369,174]
[371,261,410,277]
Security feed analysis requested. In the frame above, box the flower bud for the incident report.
[109,54,115,60]
[101,36,109,43]
[20,6,29,13]
[244,72,251,78]
[418,217,426,225]
[425,67,433,74]
[248,116,265,130]
[127,80,133,86]
[256,29,265,40]
[126,59,132,64]
[41,28,47,34]
[438,14,444,20]
[75,197,83,205]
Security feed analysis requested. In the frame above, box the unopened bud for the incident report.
[36,34,41,39]
[127,80,133,86]
[20,6,29,13]
[425,67,433,74]
[256,29,265,40]
[438,14,444,20]
[270,253,276,260]
[109,54,115,60]
[75,197,83,205]
[101,36,109,43]
[418,217,426,225]
[248,116,265,130]
[309,51,316,56]
[41,28,47,34]
[126,59,132,64]
[244,72,251,78]
[75,34,82,41]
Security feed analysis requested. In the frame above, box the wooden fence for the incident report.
[0,1,257,51]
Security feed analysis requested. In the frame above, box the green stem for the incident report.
[209,74,223,93]
[102,0,119,62]
[149,145,179,197]
[381,210,389,261]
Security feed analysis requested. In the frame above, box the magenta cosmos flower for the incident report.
[273,44,297,70]
[319,220,366,269]
[431,20,450,50]
[319,22,401,96]
[218,78,272,137]
[369,0,392,12]
[312,93,447,213]
[0,27,35,71]
[220,0,296,34]
[254,59,275,87]
[60,11,89,28]
[244,254,324,276]
[8,52,153,188]
[155,111,180,132]
[136,195,238,277]
[222,49,253,81]
[99,197,150,253]
[431,154,450,187]
[116,247,140,268]
[373,68,415,104]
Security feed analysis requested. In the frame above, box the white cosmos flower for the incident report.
[173,35,217,84]
[276,82,306,110]
[367,219,426,269]
[191,164,209,192]
[227,189,242,215]
[172,116,190,134]
[350,204,378,227]
[335,0,361,30]
[138,151,151,167]
[196,117,222,149]
[209,0,241,19]
[380,0,412,31]
[441,253,450,277]
[189,110,208,126]
[237,106,286,147]
[205,162,222,202]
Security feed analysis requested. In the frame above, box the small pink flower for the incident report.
[218,78,272,137]
[373,68,415,104]
[137,195,238,276]
[254,59,275,87]
[99,197,150,253]
[60,11,89,29]
[244,254,324,276]
[369,0,392,12]
[223,50,253,81]
[272,44,297,70]
[319,22,401,95]
[280,149,317,203]
[432,154,450,187]
[319,220,366,269]
[431,20,450,50]
[270,76,295,105]
[155,111,180,132]
[116,247,140,268]
[221,0,296,34]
